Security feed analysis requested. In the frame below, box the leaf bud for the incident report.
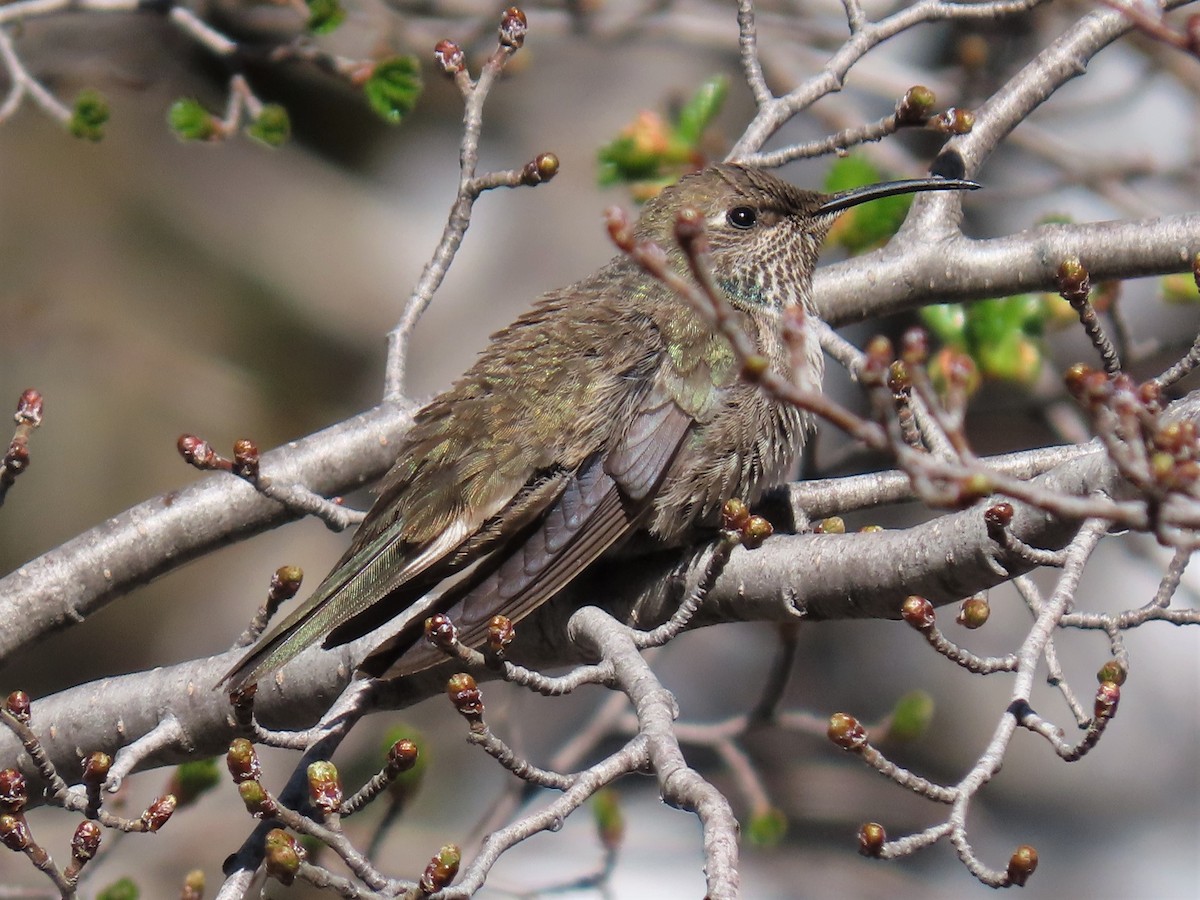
[858,821,886,857]
[498,7,528,49]
[901,595,936,632]
[827,712,868,751]
[306,760,343,816]
[226,738,262,784]
[1006,844,1038,886]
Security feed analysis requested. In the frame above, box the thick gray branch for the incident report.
[0,441,1128,797]
[814,214,1200,327]
[0,403,414,662]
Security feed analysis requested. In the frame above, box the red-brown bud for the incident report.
[306,760,343,816]
[181,869,205,900]
[901,595,936,632]
[264,828,304,885]
[900,327,929,366]
[487,615,515,653]
[863,335,894,377]
[498,7,528,48]
[742,515,773,549]
[226,738,262,783]
[984,501,1014,534]
[1094,681,1121,721]
[4,691,30,724]
[447,673,484,722]
[827,712,868,751]
[3,696,30,729]
[1006,844,1039,886]
[420,843,462,893]
[0,769,26,813]
[433,40,465,76]
[238,780,276,818]
[522,152,559,186]
[930,106,974,134]
[895,85,936,124]
[232,438,260,479]
[141,794,177,832]
[1096,660,1127,686]
[722,498,751,531]
[270,565,303,602]
[957,597,990,629]
[814,516,845,535]
[15,389,43,426]
[1063,362,1092,398]
[887,359,911,395]
[71,819,101,861]
[1057,256,1090,307]
[858,821,886,857]
[425,614,459,650]
[81,752,111,786]
[386,739,420,777]
[0,812,31,851]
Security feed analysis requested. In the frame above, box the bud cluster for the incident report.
[720,498,774,548]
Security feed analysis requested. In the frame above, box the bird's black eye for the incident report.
[727,206,757,229]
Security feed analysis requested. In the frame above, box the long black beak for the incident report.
[817,177,980,215]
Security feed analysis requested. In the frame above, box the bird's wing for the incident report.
[358,384,697,678]
[218,467,570,689]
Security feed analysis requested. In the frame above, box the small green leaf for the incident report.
[675,74,727,145]
[97,878,139,900]
[821,154,882,195]
[170,758,221,806]
[591,788,624,849]
[305,0,345,34]
[69,90,109,142]
[364,56,423,125]
[887,690,935,742]
[977,331,1042,384]
[823,155,915,252]
[597,74,726,196]
[1163,272,1200,305]
[168,99,217,141]
[965,295,1044,347]
[246,104,290,147]
[920,303,968,347]
[746,807,787,846]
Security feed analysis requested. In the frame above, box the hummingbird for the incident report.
[222,164,977,688]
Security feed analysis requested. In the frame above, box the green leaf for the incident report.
[364,56,423,125]
[821,155,883,195]
[246,104,290,147]
[591,788,624,848]
[167,99,217,141]
[69,90,109,142]
[305,0,345,34]
[97,878,139,900]
[746,807,787,846]
[674,74,727,145]
[597,74,726,194]
[1163,272,1200,305]
[976,331,1042,384]
[823,156,915,252]
[920,303,968,347]
[169,758,221,806]
[964,295,1044,347]
[887,690,935,742]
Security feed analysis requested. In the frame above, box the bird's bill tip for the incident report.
[818,177,980,215]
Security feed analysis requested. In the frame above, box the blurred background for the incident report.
[0,0,1197,896]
